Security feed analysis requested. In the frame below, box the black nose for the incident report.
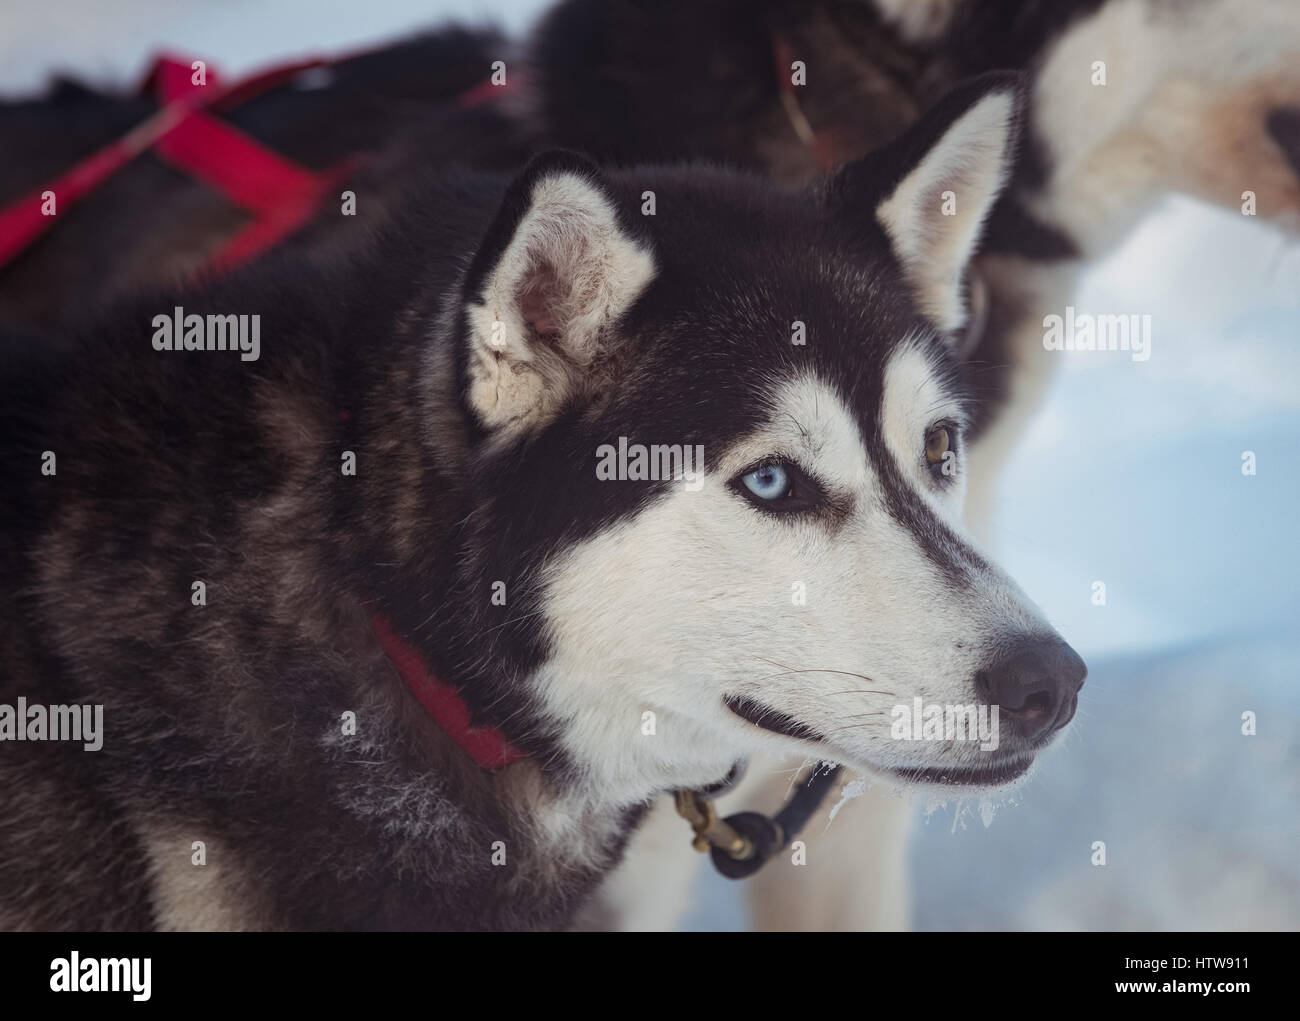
[975,636,1086,743]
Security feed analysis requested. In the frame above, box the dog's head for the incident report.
[447,72,1084,800]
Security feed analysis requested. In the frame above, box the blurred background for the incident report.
[4,0,1296,930]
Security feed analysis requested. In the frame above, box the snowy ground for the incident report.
[5,1,1298,931]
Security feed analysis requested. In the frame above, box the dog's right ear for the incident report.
[460,150,656,438]
[828,71,1024,335]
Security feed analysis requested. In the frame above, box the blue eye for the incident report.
[741,463,790,501]
[732,459,826,516]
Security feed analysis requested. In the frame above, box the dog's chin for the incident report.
[874,755,1035,791]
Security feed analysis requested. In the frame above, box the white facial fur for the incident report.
[531,341,1056,806]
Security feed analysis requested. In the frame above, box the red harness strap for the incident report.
[0,51,511,275]
[370,614,524,770]
[146,56,355,273]
[0,54,334,270]
[0,94,190,268]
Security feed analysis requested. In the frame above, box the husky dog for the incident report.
[0,73,1084,930]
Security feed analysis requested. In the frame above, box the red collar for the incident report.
[370,615,524,770]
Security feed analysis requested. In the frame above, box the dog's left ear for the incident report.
[460,150,656,437]
[829,71,1024,334]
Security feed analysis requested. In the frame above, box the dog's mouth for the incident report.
[724,696,1034,788]
[883,755,1033,788]
[723,695,826,744]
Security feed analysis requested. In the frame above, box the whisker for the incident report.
[750,656,893,694]
[823,722,884,736]
[823,688,897,697]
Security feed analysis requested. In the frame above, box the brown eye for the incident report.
[925,426,951,465]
